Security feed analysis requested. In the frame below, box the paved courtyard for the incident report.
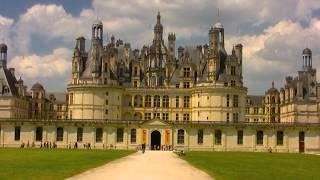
[69,151,213,180]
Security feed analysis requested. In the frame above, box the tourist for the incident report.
[142,143,145,154]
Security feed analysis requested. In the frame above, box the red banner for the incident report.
[142,129,147,144]
[165,129,170,145]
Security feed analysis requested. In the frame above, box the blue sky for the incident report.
[0,0,91,18]
[0,0,320,95]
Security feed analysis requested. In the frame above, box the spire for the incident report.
[232,45,235,55]
[153,12,163,41]
[157,11,161,24]
[272,81,274,88]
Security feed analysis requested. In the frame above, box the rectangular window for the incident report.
[183,96,190,108]
[175,113,179,121]
[231,80,236,87]
[183,82,190,88]
[257,131,264,145]
[154,96,160,107]
[14,126,21,141]
[116,128,124,143]
[233,113,239,122]
[237,130,243,145]
[226,94,229,107]
[77,128,83,142]
[163,113,169,120]
[198,129,203,144]
[56,127,63,142]
[233,95,239,107]
[277,131,284,145]
[175,96,179,108]
[215,130,222,145]
[177,129,184,144]
[231,66,236,75]
[226,113,230,122]
[162,96,169,108]
[96,128,103,142]
[69,93,73,105]
[130,129,136,144]
[35,127,43,141]
[176,84,179,88]
[183,113,190,121]
[183,67,190,77]
[145,113,151,120]
[145,95,151,107]
[153,113,160,119]
[57,104,62,111]
[134,81,138,87]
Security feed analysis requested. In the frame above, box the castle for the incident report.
[0,12,319,152]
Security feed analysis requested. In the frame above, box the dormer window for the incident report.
[183,67,190,78]
[3,86,9,94]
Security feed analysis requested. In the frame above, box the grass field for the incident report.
[0,148,133,180]
[181,151,320,180]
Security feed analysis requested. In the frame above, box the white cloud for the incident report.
[13,4,94,53]
[226,18,320,94]
[9,48,71,78]
[1,1,320,94]
[0,15,14,53]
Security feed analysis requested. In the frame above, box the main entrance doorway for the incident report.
[151,130,161,150]
[299,131,305,153]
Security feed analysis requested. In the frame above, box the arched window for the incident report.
[3,86,9,94]
[56,127,64,141]
[154,95,160,107]
[271,96,275,103]
[177,129,184,144]
[145,95,151,107]
[162,95,169,108]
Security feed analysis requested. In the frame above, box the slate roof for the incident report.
[0,67,19,97]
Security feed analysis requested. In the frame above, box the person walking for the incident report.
[142,143,145,154]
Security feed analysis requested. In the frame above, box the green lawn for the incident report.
[181,151,320,180]
[0,148,134,180]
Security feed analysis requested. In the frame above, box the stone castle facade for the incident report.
[0,13,319,153]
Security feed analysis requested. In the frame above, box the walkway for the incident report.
[69,151,213,180]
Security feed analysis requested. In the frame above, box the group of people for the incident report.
[138,144,173,153]
[40,141,57,148]
[20,141,35,148]
[68,142,79,149]
[153,145,173,151]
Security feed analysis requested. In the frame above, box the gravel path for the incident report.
[69,151,213,180]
